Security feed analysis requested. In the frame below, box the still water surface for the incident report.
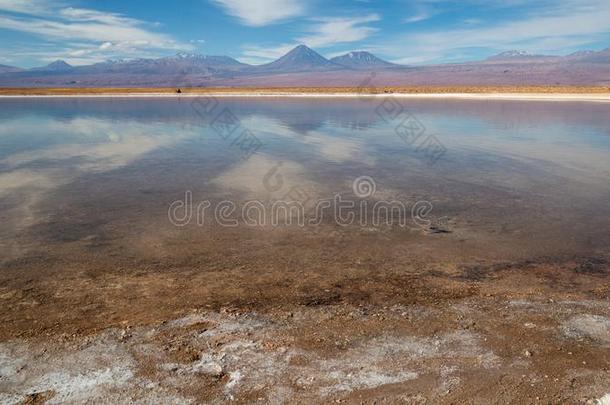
[1,97,610,268]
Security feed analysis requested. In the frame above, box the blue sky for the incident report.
[2,0,610,67]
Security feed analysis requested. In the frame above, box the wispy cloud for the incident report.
[210,0,305,26]
[403,12,430,23]
[0,1,190,65]
[402,2,440,24]
[297,14,380,48]
[241,14,380,64]
[385,0,610,64]
[0,14,177,45]
[0,0,52,15]
[241,43,296,64]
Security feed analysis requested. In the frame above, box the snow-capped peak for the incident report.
[496,50,533,58]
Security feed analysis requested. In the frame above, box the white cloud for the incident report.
[297,14,380,48]
[0,0,52,15]
[401,2,441,24]
[384,0,610,64]
[241,14,380,64]
[403,12,430,23]
[0,2,191,65]
[0,9,179,45]
[241,43,296,64]
[211,0,304,26]
[416,7,610,49]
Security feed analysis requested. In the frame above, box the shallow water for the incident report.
[1,97,610,268]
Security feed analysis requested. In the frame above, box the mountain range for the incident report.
[1,44,610,87]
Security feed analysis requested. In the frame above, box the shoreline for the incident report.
[1,86,610,102]
[2,92,610,102]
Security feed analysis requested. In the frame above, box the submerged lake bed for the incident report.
[1,97,609,404]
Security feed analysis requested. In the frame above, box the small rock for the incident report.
[524,350,533,357]
[591,394,610,405]
[194,361,224,376]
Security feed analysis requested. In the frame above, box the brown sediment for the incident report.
[1,85,610,95]
[0,249,609,403]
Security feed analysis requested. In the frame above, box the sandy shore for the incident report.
[2,92,610,102]
[3,248,610,404]
[2,86,610,102]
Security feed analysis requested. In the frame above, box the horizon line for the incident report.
[5,43,610,70]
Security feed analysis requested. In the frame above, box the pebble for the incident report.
[194,361,224,376]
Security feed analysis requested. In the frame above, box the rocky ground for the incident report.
[1,253,609,404]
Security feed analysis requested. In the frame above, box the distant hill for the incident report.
[76,53,248,75]
[257,45,338,72]
[1,45,610,87]
[484,50,561,64]
[573,47,610,63]
[31,60,73,72]
[0,64,23,74]
[330,51,396,69]
[484,48,610,65]
[158,53,248,71]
